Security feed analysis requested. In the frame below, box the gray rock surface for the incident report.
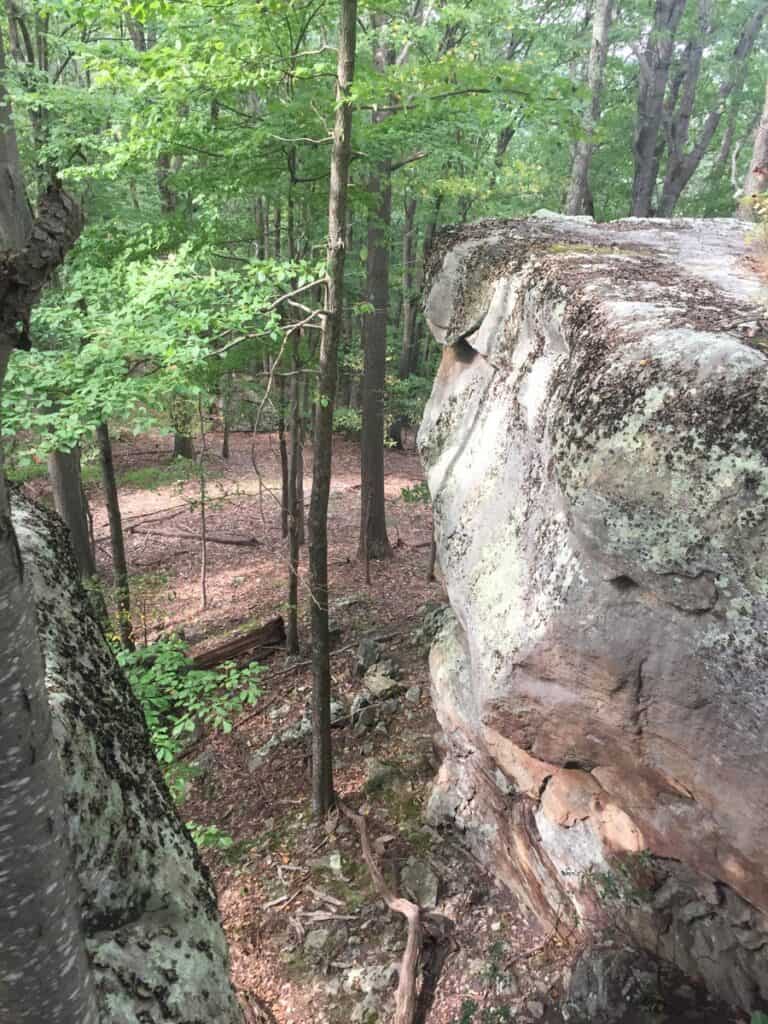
[12,492,243,1023]
[418,214,768,1010]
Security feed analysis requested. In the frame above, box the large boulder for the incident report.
[418,214,768,1010]
[11,491,243,1024]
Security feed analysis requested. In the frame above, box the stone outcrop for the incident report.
[11,491,243,1024]
[418,213,768,1011]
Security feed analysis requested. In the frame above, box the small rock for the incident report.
[400,858,439,909]
[304,928,330,954]
[526,1000,544,1020]
[330,699,347,725]
[356,638,381,676]
[377,656,401,680]
[363,668,404,700]
[405,685,421,704]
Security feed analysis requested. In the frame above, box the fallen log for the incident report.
[192,616,286,669]
[128,526,262,547]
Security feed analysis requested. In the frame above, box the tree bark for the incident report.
[96,422,134,650]
[630,0,687,217]
[47,447,97,580]
[278,371,289,538]
[173,432,194,459]
[398,195,418,379]
[0,48,98,1014]
[740,78,768,218]
[566,0,613,216]
[359,164,393,561]
[287,350,301,655]
[221,370,232,459]
[308,0,357,816]
[658,3,766,217]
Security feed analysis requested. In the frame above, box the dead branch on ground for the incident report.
[339,800,422,1024]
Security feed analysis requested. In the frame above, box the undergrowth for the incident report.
[117,636,263,831]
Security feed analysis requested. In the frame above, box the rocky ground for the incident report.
[25,430,754,1023]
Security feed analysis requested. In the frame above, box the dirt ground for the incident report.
[26,430,744,1024]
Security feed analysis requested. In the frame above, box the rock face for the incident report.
[418,214,768,1010]
[11,492,243,1024]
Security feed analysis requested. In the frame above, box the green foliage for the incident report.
[333,406,363,438]
[185,822,235,851]
[116,636,262,798]
[452,999,513,1024]
[751,1013,768,1024]
[401,481,430,505]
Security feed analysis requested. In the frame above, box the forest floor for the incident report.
[25,429,747,1024]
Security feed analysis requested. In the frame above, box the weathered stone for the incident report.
[419,215,768,1012]
[362,666,405,700]
[12,492,243,1023]
[562,947,660,1023]
[356,638,381,676]
[400,857,439,909]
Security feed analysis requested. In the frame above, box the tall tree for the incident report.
[358,16,394,562]
[0,27,98,1022]
[631,0,688,216]
[657,2,767,216]
[308,0,358,816]
[740,77,768,216]
[566,0,613,216]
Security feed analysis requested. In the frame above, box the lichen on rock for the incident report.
[11,490,243,1024]
[419,213,768,1012]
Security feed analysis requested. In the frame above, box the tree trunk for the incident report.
[308,0,357,817]
[398,196,417,379]
[630,0,687,217]
[173,432,194,459]
[296,377,306,547]
[740,78,768,218]
[658,3,766,217]
[47,447,97,580]
[221,370,232,459]
[96,422,134,650]
[287,349,301,655]
[566,0,613,216]
[359,164,393,561]
[0,43,98,1015]
[278,371,289,538]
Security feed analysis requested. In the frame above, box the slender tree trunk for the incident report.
[221,370,232,459]
[740,78,768,219]
[198,400,208,611]
[278,371,289,538]
[398,196,417,379]
[0,40,98,1015]
[47,447,97,580]
[359,164,393,560]
[308,0,357,816]
[296,377,306,547]
[95,422,134,650]
[566,0,613,216]
[287,347,301,654]
[630,0,687,217]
